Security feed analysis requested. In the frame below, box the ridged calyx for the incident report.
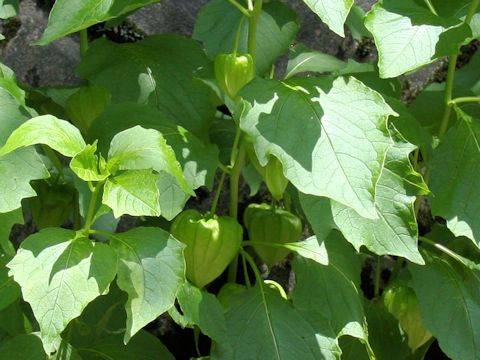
[214,53,255,98]
[170,209,243,288]
[244,203,302,267]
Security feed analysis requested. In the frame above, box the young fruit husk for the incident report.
[244,203,302,268]
[214,53,255,99]
[265,157,289,201]
[170,209,243,288]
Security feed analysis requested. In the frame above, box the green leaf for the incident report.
[0,0,18,20]
[176,282,227,344]
[0,334,47,360]
[88,103,219,191]
[108,227,185,343]
[240,76,395,219]
[103,170,161,218]
[284,236,329,265]
[66,85,111,134]
[7,229,117,353]
[411,252,480,360]
[0,255,20,311]
[0,208,22,255]
[77,35,215,138]
[36,0,161,45]
[80,331,175,360]
[107,125,192,196]
[301,131,427,264]
[0,149,49,213]
[193,0,299,76]
[364,301,410,360]
[213,285,340,359]
[0,115,86,158]
[292,232,366,340]
[70,142,109,182]
[365,0,471,78]
[285,45,348,79]
[429,109,480,247]
[301,0,353,36]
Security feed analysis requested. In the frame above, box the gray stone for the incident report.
[1,0,80,87]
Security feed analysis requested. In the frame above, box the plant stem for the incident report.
[83,181,104,234]
[242,253,252,288]
[423,0,438,15]
[247,0,263,64]
[420,237,468,266]
[451,96,480,105]
[232,15,246,55]
[227,0,251,17]
[210,170,227,214]
[239,248,263,284]
[438,0,479,138]
[80,29,89,57]
[374,256,382,298]
[242,240,290,249]
[229,141,246,219]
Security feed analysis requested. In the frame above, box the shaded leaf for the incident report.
[77,35,215,138]
[0,334,46,360]
[0,255,20,310]
[0,208,22,255]
[193,0,299,76]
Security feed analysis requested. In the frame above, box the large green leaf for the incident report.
[103,170,161,218]
[213,285,340,359]
[107,126,192,196]
[37,0,161,45]
[301,0,353,36]
[77,35,215,138]
[88,103,219,191]
[0,208,22,255]
[0,115,86,158]
[0,334,47,360]
[108,227,185,343]
[301,132,428,264]
[365,0,471,78]
[176,282,228,344]
[411,251,480,359]
[7,229,117,353]
[429,109,480,247]
[292,232,367,340]
[193,0,299,76]
[240,76,394,219]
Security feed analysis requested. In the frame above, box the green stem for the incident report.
[451,96,480,105]
[438,0,479,138]
[80,29,89,57]
[374,256,382,298]
[247,0,263,64]
[242,240,291,249]
[239,248,263,284]
[423,0,438,15]
[420,237,468,266]
[242,253,252,288]
[83,181,104,234]
[229,141,246,219]
[232,15,246,55]
[227,0,251,17]
[210,170,227,214]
